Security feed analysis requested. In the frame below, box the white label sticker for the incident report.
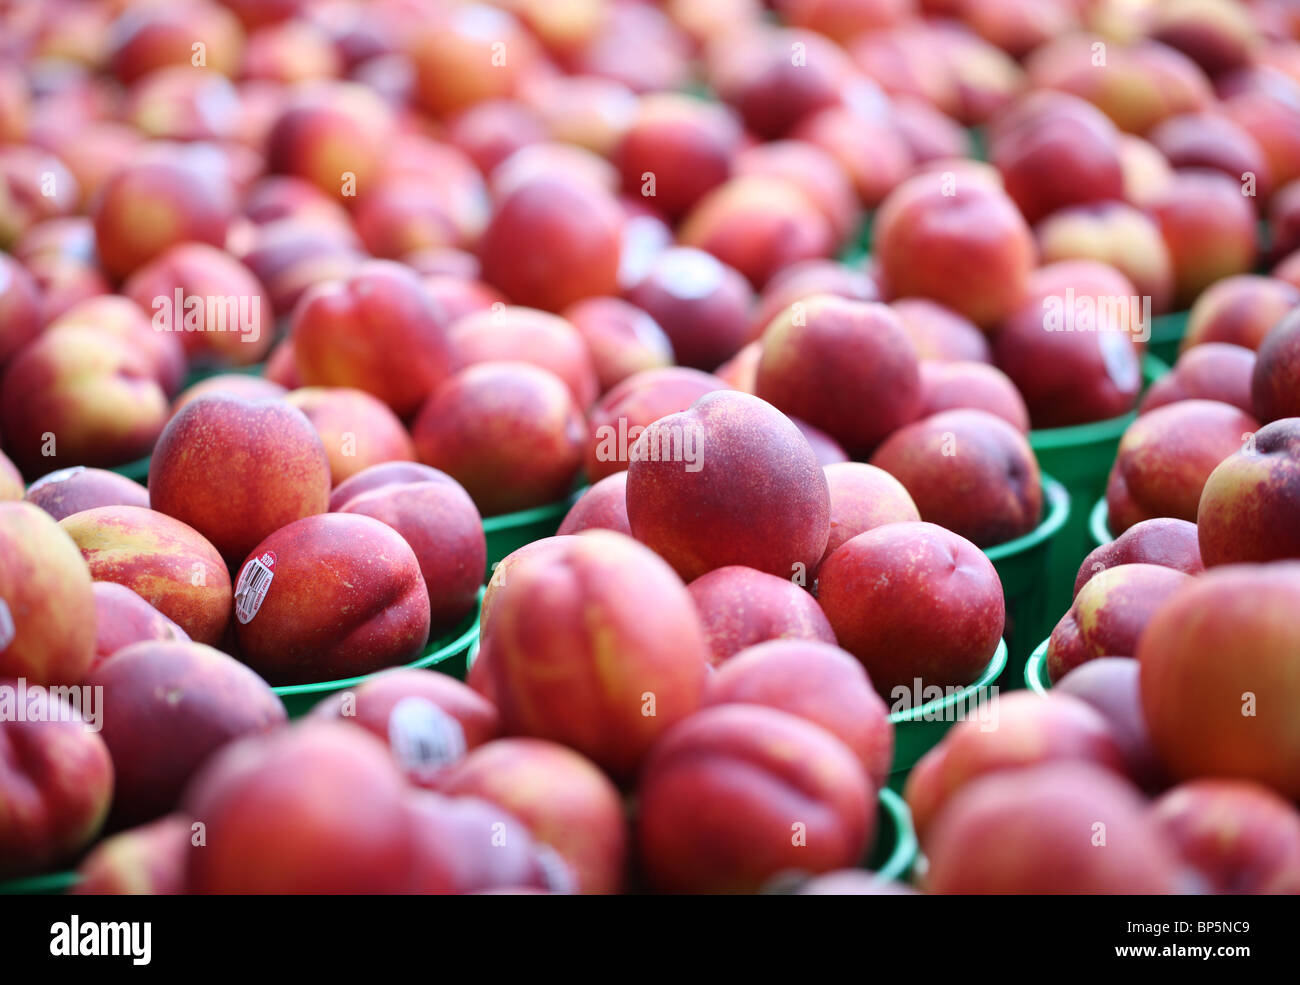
[233,551,276,625]
[0,599,14,652]
[388,696,467,780]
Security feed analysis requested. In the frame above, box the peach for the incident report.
[125,66,242,143]
[773,0,912,42]
[0,329,169,476]
[1150,111,1272,203]
[264,81,397,195]
[108,2,244,82]
[0,450,20,501]
[1035,202,1176,316]
[751,260,879,340]
[705,639,894,789]
[1253,309,1300,421]
[445,99,548,176]
[637,704,873,893]
[24,467,149,522]
[239,217,364,319]
[1117,135,1175,213]
[1075,517,1205,596]
[0,502,96,686]
[924,763,1182,893]
[1149,0,1259,77]
[24,252,109,327]
[677,176,835,289]
[715,342,761,393]
[350,181,458,261]
[1047,563,1192,682]
[1139,342,1256,416]
[953,0,1078,58]
[172,375,287,414]
[0,146,79,250]
[483,530,708,776]
[1225,89,1300,193]
[122,242,272,368]
[184,721,416,894]
[930,22,1026,124]
[329,463,486,634]
[890,298,992,363]
[430,738,627,894]
[240,18,342,83]
[1139,562,1300,798]
[791,104,914,209]
[447,306,599,410]
[1149,170,1258,308]
[412,363,584,517]
[1055,657,1166,791]
[283,387,415,487]
[91,153,234,281]
[891,95,970,164]
[687,566,835,666]
[1182,274,1299,353]
[1150,779,1300,894]
[232,513,429,684]
[0,253,41,369]
[89,640,285,826]
[818,521,1004,695]
[1197,418,1300,566]
[626,390,830,582]
[562,297,673,392]
[793,419,849,466]
[874,170,1035,328]
[291,260,455,417]
[411,4,542,118]
[820,462,920,565]
[0,680,114,879]
[1106,399,1259,533]
[72,815,190,896]
[48,294,186,396]
[735,139,861,247]
[423,275,504,326]
[917,361,1030,431]
[755,296,921,457]
[89,583,189,671]
[625,247,756,371]
[557,472,631,537]
[870,410,1043,548]
[478,176,624,313]
[148,393,331,564]
[490,142,618,201]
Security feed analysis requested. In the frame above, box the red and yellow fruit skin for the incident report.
[72,814,191,895]
[0,449,22,500]
[820,462,920,565]
[24,466,149,522]
[59,505,233,647]
[484,531,709,778]
[1074,517,1204,596]
[1197,419,1300,567]
[1182,274,1300,354]
[1140,342,1256,417]
[0,502,97,686]
[285,387,416,487]
[1253,311,1300,422]
[233,514,431,686]
[89,582,189,672]
[687,565,835,665]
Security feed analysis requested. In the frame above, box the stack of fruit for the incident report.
[2,0,1300,895]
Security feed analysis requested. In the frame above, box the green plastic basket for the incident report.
[1148,310,1189,367]
[482,490,584,574]
[886,637,1008,791]
[272,587,482,718]
[867,787,920,882]
[983,474,1069,683]
[0,870,79,895]
[1023,637,1052,696]
[109,454,151,485]
[1089,495,1114,548]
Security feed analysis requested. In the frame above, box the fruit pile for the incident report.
[2,0,1300,895]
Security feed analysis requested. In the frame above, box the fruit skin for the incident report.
[478,177,623,312]
[704,639,894,789]
[291,260,455,418]
[59,505,233,647]
[87,640,286,828]
[637,704,874,894]
[1055,658,1166,792]
[917,361,1030,432]
[1197,418,1300,567]
[0,253,41,369]
[23,466,149,522]
[148,393,331,565]
[1182,274,1300,353]
[412,363,585,517]
[557,472,631,537]
[184,721,417,894]
[1106,399,1259,534]
[890,298,992,363]
[1150,779,1300,895]
[430,738,628,894]
[233,514,431,686]
[49,294,186,396]
[1047,563,1191,683]
[1139,562,1300,799]
[687,566,835,666]
[0,449,21,500]
[820,462,920,564]
[89,583,189,672]
[818,521,1005,696]
[924,763,1183,894]
[1074,517,1204,596]
[330,463,486,634]
[874,171,1035,328]
[483,531,709,778]
[905,693,1127,841]
[562,296,673,392]
[284,387,416,487]
[1253,309,1300,422]
[625,390,831,582]
[72,815,190,895]
[1139,342,1256,416]
[0,680,114,879]
[0,329,170,476]
[0,503,96,685]
[585,367,730,483]
[264,81,396,195]
[755,295,922,457]
[1149,169,1258,309]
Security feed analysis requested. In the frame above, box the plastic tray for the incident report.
[867,788,920,883]
[1023,638,1052,696]
[1089,495,1114,548]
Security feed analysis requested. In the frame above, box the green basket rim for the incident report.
[271,586,483,700]
[1024,638,1052,696]
[481,488,585,532]
[109,454,151,484]
[887,637,1008,725]
[1149,310,1189,343]
[983,473,1070,561]
[1028,353,1169,450]
[873,787,919,882]
[1089,495,1114,547]
[0,869,80,895]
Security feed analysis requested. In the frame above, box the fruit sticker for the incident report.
[388,696,467,781]
[0,598,13,652]
[233,551,276,625]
